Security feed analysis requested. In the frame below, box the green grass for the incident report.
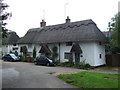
[58,72,119,89]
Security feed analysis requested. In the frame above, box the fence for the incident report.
[105,54,120,67]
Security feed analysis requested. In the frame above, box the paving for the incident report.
[1,60,119,89]
[1,61,85,88]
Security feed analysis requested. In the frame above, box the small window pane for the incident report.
[66,42,72,46]
[64,52,72,59]
[99,54,102,59]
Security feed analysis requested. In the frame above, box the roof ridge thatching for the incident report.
[17,19,107,44]
[3,31,20,45]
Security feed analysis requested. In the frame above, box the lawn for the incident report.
[58,71,119,89]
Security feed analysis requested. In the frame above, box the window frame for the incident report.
[99,54,102,59]
[66,42,72,46]
[64,52,72,59]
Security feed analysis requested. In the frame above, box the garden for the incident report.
[58,71,119,89]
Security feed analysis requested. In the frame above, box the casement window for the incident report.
[99,54,102,59]
[66,42,72,46]
[64,52,72,59]
[12,47,18,50]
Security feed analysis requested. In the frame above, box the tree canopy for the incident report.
[108,12,120,53]
[0,0,11,38]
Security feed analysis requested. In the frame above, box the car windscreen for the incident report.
[10,54,16,57]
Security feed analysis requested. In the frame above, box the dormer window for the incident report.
[66,42,72,46]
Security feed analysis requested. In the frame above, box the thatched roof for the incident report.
[70,43,82,53]
[3,31,20,45]
[39,45,51,54]
[17,19,107,44]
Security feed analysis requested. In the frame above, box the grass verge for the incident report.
[57,71,119,89]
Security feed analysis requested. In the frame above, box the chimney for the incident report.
[40,19,46,27]
[66,16,70,23]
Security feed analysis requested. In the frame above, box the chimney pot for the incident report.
[66,16,70,23]
[40,19,46,27]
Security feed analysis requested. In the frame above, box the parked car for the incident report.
[2,54,20,62]
[34,55,55,66]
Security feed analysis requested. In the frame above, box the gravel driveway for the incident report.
[1,61,85,88]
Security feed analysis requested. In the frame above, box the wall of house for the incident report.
[18,41,106,66]
[2,44,19,55]
[35,44,41,56]
[58,42,105,66]
[59,43,72,62]
[78,42,96,66]
[94,42,106,66]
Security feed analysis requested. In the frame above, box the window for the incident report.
[13,44,16,46]
[66,42,72,46]
[99,54,102,59]
[64,52,72,59]
[12,47,18,50]
[99,42,102,45]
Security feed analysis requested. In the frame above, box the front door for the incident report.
[75,53,80,65]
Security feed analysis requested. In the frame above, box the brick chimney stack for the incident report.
[40,19,46,27]
[66,16,70,23]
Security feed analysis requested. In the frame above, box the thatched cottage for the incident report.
[2,31,20,55]
[17,17,107,66]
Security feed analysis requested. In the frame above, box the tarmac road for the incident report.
[1,60,85,88]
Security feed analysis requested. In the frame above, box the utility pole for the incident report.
[43,10,45,20]
[64,3,68,19]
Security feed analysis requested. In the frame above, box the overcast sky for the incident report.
[4,0,119,37]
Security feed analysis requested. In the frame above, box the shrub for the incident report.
[21,55,26,62]
[57,62,74,67]
[33,47,36,58]
[84,63,91,68]
[52,46,58,60]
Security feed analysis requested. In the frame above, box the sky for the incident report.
[4,0,120,37]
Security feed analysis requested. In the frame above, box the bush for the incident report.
[57,62,74,67]
[21,55,26,62]
[33,47,36,58]
[57,61,93,70]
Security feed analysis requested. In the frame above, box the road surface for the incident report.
[1,60,85,88]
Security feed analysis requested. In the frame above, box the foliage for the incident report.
[57,61,74,67]
[57,61,93,70]
[33,47,36,58]
[58,72,119,88]
[21,55,26,62]
[0,0,12,38]
[108,12,120,53]
[52,46,58,60]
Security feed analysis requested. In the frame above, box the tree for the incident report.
[33,47,36,58]
[108,12,120,53]
[0,0,11,38]
[52,46,58,61]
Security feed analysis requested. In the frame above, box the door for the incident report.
[75,53,80,65]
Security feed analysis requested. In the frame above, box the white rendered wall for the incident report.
[59,42,105,66]
[2,44,19,55]
[59,43,72,62]
[18,41,106,66]
[79,42,96,66]
[94,43,106,66]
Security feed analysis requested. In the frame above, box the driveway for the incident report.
[1,61,85,88]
